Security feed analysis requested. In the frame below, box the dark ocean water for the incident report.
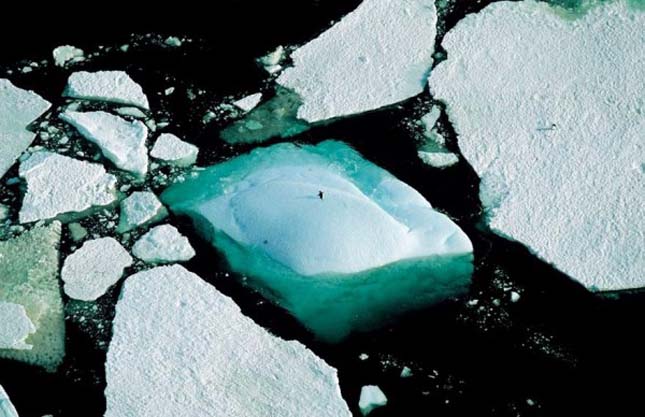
[1,1,644,416]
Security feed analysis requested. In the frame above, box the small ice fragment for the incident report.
[164,87,175,96]
[259,45,284,68]
[132,224,195,263]
[400,366,413,378]
[19,152,117,223]
[150,133,198,167]
[61,237,132,301]
[117,191,167,233]
[63,71,150,109]
[417,151,459,168]
[52,45,84,67]
[67,222,88,241]
[0,302,36,350]
[0,204,8,221]
[420,106,441,136]
[359,353,369,361]
[510,291,521,303]
[115,107,147,119]
[359,385,387,416]
[164,36,182,47]
[233,93,263,112]
[0,385,19,417]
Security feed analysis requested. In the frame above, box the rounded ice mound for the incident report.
[162,140,473,341]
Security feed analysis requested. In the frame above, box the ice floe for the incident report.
[0,222,65,371]
[117,191,167,232]
[0,385,19,417]
[162,140,473,341]
[105,265,350,417]
[418,150,458,168]
[150,133,198,167]
[52,45,84,67]
[0,302,36,350]
[276,0,437,123]
[61,237,133,301]
[233,93,263,112]
[63,71,150,109]
[132,224,195,263]
[60,110,149,176]
[429,0,645,291]
[0,79,51,179]
[359,385,387,416]
[19,152,117,223]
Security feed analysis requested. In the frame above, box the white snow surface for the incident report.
[117,191,167,232]
[60,110,149,176]
[277,0,437,123]
[105,265,351,417]
[233,93,263,112]
[63,71,150,109]
[0,79,51,178]
[132,224,195,263]
[0,385,19,417]
[150,133,198,166]
[19,152,117,223]
[0,301,36,350]
[429,0,645,291]
[61,238,133,301]
[359,385,387,416]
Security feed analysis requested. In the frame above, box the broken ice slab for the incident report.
[117,191,167,233]
[359,385,387,416]
[0,302,36,350]
[0,79,51,179]
[105,265,351,417]
[131,224,195,264]
[162,140,473,342]
[52,45,84,67]
[429,0,645,291]
[232,93,263,112]
[0,385,19,417]
[63,71,149,109]
[0,222,65,371]
[150,133,198,167]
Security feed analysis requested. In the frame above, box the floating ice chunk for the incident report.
[162,140,473,341]
[233,93,263,112]
[0,79,51,179]
[429,0,645,291]
[63,71,150,109]
[0,302,36,350]
[510,291,521,303]
[105,265,351,417]
[60,110,149,176]
[418,151,459,168]
[0,222,65,371]
[117,191,167,232]
[150,133,198,167]
[277,0,437,123]
[164,36,182,47]
[67,222,88,241]
[400,366,413,378]
[19,152,117,223]
[359,385,387,416]
[259,45,284,69]
[61,238,133,301]
[132,224,195,263]
[52,45,84,66]
[114,106,147,119]
[0,385,19,417]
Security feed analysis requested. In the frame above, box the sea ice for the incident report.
[105,265,351,417]
[61,237,133,301]
[19,152,117,223]
[418,151,459,168]
[0,222,65,371]
[162,140,473,341]
[150,133,198,167]
[359,385,387,416]
[60,110,149,176]
[63,71,150,109]
[131,224,195,263]
[429,0,645,291]
[0,79,51,179]
[52,45,84,66]
[233,93,263,112]
[276,0,437,123]
[0,302,36,350]
[0,385,18,417]
[117,191,167,232]
[114,107,147,119]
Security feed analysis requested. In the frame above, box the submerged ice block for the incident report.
[162,141,473,341]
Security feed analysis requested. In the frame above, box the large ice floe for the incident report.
[0,79,51,179]
[429,0,645,291]
[63,71,149,109]
[60,110,149,176]
[276,0,437,123]
[0,222,65,371]
[105,265,350,417]
[162,140,473,341]
[0,385,19,417]
[18,152,117,223]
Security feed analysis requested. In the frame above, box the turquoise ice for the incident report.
[162,141,473,341]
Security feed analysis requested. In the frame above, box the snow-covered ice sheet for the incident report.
[162,140,473,341]
[63,71,149,109]
[105,265,351,417]
[429,0,645,291]
[132,224,195,263]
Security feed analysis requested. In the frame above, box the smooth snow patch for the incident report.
[19,152,117,223]
[117,191,167,233]
[52,45,84,66]
[150,133,198,167]
[105,265,351,417]
[0,385,19,417]
[132,224,195,263]
[359,385,387,416]
[277,0,437,123]
[63,71,150,109]
[0,79,51,179]
[233,93,263,112]
[62,238,133,301]
[60,110,149,176]
[0,302,36,350]
[429,0,645,291]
